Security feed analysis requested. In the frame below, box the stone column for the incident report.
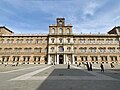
[72,54,75,64]
[54,55,56,64]
[64,54,66,64]
[118,55,120,64]
[36,57,38,64]
[88,55,90,63]
[15,57,17,64]
[116,55,119,64]
[98,56,101,64]
[19,56,23,64]
[63,37,66,44]
[29,56,33,64]
[48,54,51,64]
[0,56,2,64]
[57,54,59,64]
[4,57,7,64]
[107,55,111,64]
[66,55,68,64]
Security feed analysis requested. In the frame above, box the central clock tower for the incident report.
[57,18,65,26]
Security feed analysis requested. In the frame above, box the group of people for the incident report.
[86,62,104,72]
[86,62,93,71]
[66,62,116,72]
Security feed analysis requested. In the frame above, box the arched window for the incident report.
[39,48,42,53]
[59,38,62,43]
[84,47,87,52]
[59,28,63,34]
[67,28,70,34]
[67,47,71,52]
[59,46,64,52]
[0,39,4,44]
[73,47,77,53]
[52,28,55,34]
[89,47,93,52]
[40,39,42,44]
[73,39,76,43]
[117,47,120,52]
[67,38,70,43]
[51,38,54,43]
[51,47,54,52]
[115,38,119,43]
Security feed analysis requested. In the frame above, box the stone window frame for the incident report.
[59,46,64,52]
[67,38,70,43]
[67,47,71,52]
[51,47,54,52]
[73,47,77,53]
[52,28,55,34]
[66,28,70,34]
[73,39,76,43]
[59,28,63,34]
[51,38,55,43]
[59,38,62,43]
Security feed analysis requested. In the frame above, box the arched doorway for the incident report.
[59,55,64,64]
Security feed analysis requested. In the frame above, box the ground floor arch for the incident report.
[48,54,75,64]
[59,54,64,64]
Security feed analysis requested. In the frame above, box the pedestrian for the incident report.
[68,63,70,69]
[110,63,114,68]
[89,63,92,71]
[100,63,104,72]
[77,62,81,67]
[86,62,90,71]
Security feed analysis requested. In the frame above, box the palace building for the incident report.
[0,18,120,65]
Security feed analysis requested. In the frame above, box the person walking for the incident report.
[89,63,92,71]
[100,63,104,72]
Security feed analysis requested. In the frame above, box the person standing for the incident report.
[89,63,92,71]
[67,62,70,69]
[100,63,104,72]
[86,62,90,71]
[110,63,114,68]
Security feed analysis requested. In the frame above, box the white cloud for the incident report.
[0,0,120,34]
[83,2,98,16]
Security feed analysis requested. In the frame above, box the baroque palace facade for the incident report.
[0,18,120,65]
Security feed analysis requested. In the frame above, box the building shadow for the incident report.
[36,65,93,90]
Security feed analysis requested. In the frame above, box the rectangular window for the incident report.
[40,39,42,44]
[73,39,76,43]
[35,39,38,44]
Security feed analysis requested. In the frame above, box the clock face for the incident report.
[59,21,63,25]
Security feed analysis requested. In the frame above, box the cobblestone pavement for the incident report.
[0,64,120,90]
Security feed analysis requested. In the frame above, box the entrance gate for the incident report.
[59,55,64,64]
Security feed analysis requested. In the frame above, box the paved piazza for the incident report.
[0,64,120,90]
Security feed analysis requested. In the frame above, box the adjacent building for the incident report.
[0,18,120,64]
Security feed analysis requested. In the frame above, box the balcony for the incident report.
[48,51,74,54]
[48,42,74,45]
[0,52,47,55]
[49,33,73,36]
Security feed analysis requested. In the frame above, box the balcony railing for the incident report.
[49,33,73,35]
[0,52,47,55]
[49,42,74,45]
[48,51,74,54]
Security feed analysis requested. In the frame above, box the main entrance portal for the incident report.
[59,55,64,64]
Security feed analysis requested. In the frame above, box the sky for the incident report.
[0,0,120,34]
